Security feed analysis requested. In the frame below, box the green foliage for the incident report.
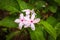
[46,16,57,26]
[35,1,46,9]
[6,31,20,40]
[40,20,56,40]
[29,25,45,40]
[48,5,57,13]
[54,0,60,5]
[0,0,60,40]
[48,36,56,40]
[17,0,33,10]
[0,0,20,13]
[55,23,60,36]
[0,16,18,28]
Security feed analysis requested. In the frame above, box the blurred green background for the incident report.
[0,0,60,40]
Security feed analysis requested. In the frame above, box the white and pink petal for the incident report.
[19,23,24,29]
[31,13,35,20]
[20,13,24,19]
[14,19,20,23]
[22,9,31,15]
[33,18,40,23]
[30,23,35,31]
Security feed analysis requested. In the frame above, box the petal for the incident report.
[22,9,31,15]
[24,15,30,20]
[33,18,40,23]
[22,9,30,12]
[30,23,35,30]
[24,20,30,28]
[26,11,30,15]
[20,13,24,19]
[24,25,28,28]
[31,9,36,14]
[31,13,35,20]
[14,19,20,23]
[24,24,30,28]
[26,10,30,15]
[19,23,23,29]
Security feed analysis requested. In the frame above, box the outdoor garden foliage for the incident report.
[0,0,60,40]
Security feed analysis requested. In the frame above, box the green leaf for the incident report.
[48,36,56,40]
[35,1,46,9]
[0,0,19,13]
[54,0,60,5]
[48,6,57,13]
[55,23,60,36]
[17,0,33,10]
[0,16,18,28]
[46,16,57,26]
[29,0,36,4]
[42,8,48,13]
[29,25,45,40]
[6,31,20,40]
[40,20,56,40]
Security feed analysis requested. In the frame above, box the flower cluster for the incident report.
[15,9,40,31]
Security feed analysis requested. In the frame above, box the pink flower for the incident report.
[24,13,40,31]
[15,13,25,29]
[15,9,40,31]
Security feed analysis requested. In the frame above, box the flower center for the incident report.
[31,20,33,23]
[21,19,24,22]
